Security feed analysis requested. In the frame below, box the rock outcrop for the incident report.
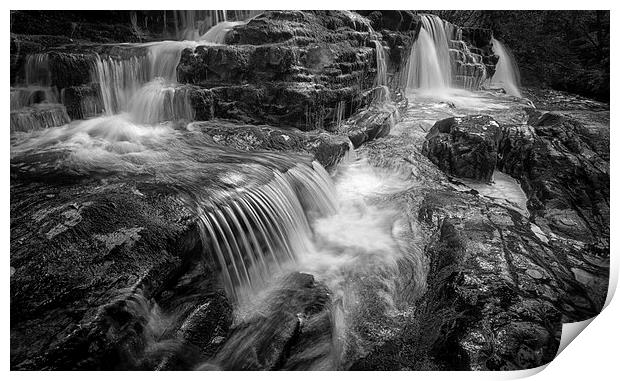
[498,110,609,244]
[422,115,502,182]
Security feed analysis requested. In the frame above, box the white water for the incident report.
[405,15,452,91]
[490,37,522,97]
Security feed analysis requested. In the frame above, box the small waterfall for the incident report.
[200,20,245,44]
[128,78,194,124]
[173,10,228,40]
[10,104,70,132]
[92,54,150,115]
[490,38,522,97]
[404,14,491,92]
[372,40,391,104]
[147,41,199,81]
[198,162,336,301]
[24,53,51,86]
[92,41,198,118]
[405,14,452,90]
[12,53,70,132]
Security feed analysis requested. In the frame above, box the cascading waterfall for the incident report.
[127,78,195,124]
[90,13,260,122]
[449,38,488,90]
[405,14,452,91]
[12,11,426,370]
[92,54,150,115]
[92,41,199,120]
[24,53,51,86]
[11,53,70,132]
[198,162,337,301]
[16,11,260,128]
[404,14,493,93]
[490,37,522,97]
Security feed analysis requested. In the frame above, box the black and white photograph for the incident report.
[8,3,614,374]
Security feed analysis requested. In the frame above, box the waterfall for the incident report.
[91,13,259,120]
[173,10,228,40]
[404,14,491,92]
[198,162,336,300]
[372,40,391,104]
[127,78,195,124]
[92,54,150,115]
[24,53,51,86]
[10,104,70,132]
[405,14,452,91]
[490,37,522,97]
[200,20,245,44]
[15,11,260,128]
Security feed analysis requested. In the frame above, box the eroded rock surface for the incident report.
[422,115,501,182]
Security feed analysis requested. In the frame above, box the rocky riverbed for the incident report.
[10,10,609,371]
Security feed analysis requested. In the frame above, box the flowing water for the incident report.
[404,14,490,93]
[11,11,528,370]
[404,14,452,91]
[490,37,522,97]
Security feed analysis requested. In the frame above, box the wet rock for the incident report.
[201,83,365,131]
[226,11,373,46]
[211,272,332,370]
[356,10,420,32]
[190,120,351,169]
[10,103,71,132]
[351,118,607,370]
[9,177,204,369]
[497,111,609,243]
[60,85,102,120]
[422,115,502,182]
[175,11,382,131]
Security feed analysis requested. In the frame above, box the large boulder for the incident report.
[497,111,609,243]
[422,115,502,182]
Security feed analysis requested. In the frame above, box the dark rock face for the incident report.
[356,10,420,32]
[422,115,502,182]
[10,178,202,369]
[60,85,103,120]
[498,111,609,244]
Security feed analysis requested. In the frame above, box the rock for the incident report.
[497,111,609,243]
[355,10,420,32]
[422,115,502,182]
[60,85,102,120]
[10,103,71,132]
[189,120,352,169]
[210,272,331,370]
[9,130,318,369]
[350,120,607,370]
[9,178,201,369]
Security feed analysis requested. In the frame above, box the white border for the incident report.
[4,1,618,380]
